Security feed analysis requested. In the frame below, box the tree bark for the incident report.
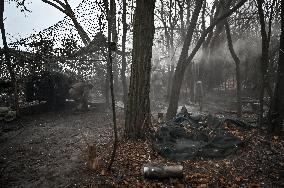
[125,0,156,139]
[225,20,242,117]
[166,0,204,120]
[269,0,284,133]
[0,0,19,114]
[110,0,119,96]
[256,0,270,126]
[106,0,118,170]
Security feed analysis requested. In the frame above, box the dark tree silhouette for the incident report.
[269,0,284,134]
[256,0,277,126]
[166,0,204,120]
[104,0,118,170]
[125,0,156,139]
[225,20,242,117]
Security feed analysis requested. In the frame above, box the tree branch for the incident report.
[185,0,248,64]
[42,0,67,15]
[53,0,67,10]
[18,0,31,12]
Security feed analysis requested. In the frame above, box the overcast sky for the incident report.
[3,0,80,43]
[3,0,214,45]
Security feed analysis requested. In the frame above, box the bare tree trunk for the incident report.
[166,0,204,120]
[125,0,156,139]
[105,0,118,170]
[269,0,284,134]
[121,0,128,109]
[110,0,119,96]
[0,0,19,114]
[107,42,118,170]
[256,0,269,126]
[225,20,242,117]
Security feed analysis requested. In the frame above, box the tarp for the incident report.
[152,110,251,161]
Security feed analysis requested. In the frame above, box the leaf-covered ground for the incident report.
[0,108,283,187]
[96,117,284,188]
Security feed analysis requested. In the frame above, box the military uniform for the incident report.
[69,82,90,111]
[195,81,204,111]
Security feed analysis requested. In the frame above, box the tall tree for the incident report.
[256,0,276,125]
[42,0,90,46]
[105,0,118,170]
[0,0,19,114]
[256,0,269,126]
[125,0,156,139]
[166,0,204,120]
[225,20,242,117]
[269,0,284,133]
[102,0,116,108]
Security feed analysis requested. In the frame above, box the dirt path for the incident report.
[0,111,113,188]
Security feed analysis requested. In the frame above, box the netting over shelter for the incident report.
[11,0,107,48]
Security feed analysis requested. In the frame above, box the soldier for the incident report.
[194,81,204,111]
[69,82,92,112]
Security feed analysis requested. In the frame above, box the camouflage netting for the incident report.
[9,0,108,48]
[25,71,70,106]
[152,110,252,161]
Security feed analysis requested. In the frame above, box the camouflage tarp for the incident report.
[152,110,251,161]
